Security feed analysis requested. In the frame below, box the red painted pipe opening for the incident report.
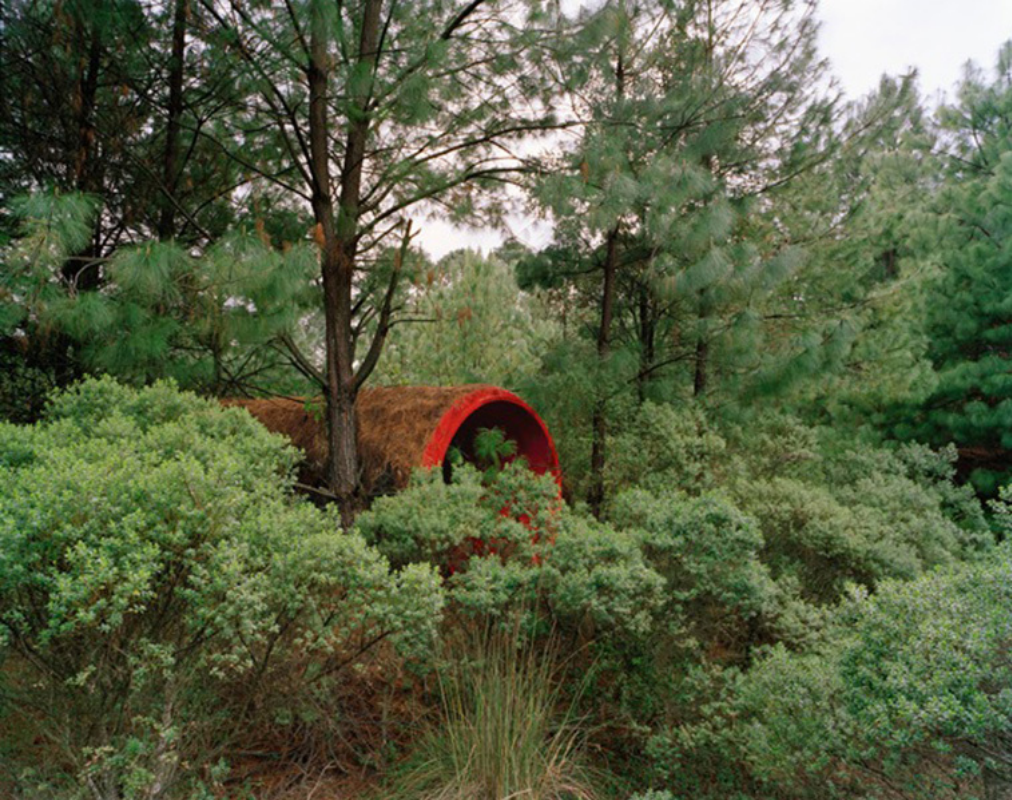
[417,388,560,573]
[420,387,560,484]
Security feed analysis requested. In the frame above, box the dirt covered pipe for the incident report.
[223,385,560,496]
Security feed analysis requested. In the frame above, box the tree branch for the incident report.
[354,220,413,390]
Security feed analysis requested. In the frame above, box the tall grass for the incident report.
[393,621,595,800]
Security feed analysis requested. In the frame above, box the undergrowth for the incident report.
[390,619,596,800]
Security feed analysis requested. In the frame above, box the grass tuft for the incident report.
[392,620,595,800]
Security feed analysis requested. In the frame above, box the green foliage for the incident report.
[538,510,666,638]
[613,490,775,654]
[894,43,1012,494]
[377,249,558,388]
[473,426,519,479]
[839,555,1012,762]
[3,6,1010,798]
[646,543,1012,800]
[0,377,443,797]
[89,233,319,392]
[606,402,727,498]
[0,0,241,245]
[2,196,321,394]
[357,459,673,654]
[518,0,847,500]
[357,465,490,569]
[357,462,558,572]
[0,191,99,337]
[355,426,990,796]
[558,398,988,615]
[762,76,939,424]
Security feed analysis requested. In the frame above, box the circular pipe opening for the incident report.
[421,390,559,484]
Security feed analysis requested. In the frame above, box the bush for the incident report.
[357,463,668,637]
[837,545,1012,796]
[0,377,444,798]
[341,405,995,799]
[357,460,561,572]
[606,402,727,499]
[722,421,990,608]
[611,489,776,659]
[646,545,1012,800]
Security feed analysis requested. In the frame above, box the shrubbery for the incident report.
[647,545,1012,800]
[0,378,443,798]
[0,378,1002,800]
[354,403,1000,798]
[357,462,667,635]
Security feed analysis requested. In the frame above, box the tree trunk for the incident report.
[65,19,103,291]
[308,0,383,525]
[587,44,626,517]
[322,342,359,526]
[588,227,619,518]
[157,0,188,240]
[72,24,101,193]
[693,335,708,397]
[636,282,655,402]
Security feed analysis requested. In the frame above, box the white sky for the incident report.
[818,0,1012,104]
[416,0,1012,259]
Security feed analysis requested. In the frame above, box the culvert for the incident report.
[225,385,559,495]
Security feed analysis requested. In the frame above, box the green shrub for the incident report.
[646,545,1012,800]
[606,402,727,499]
[357,464,667,636]
[538,510,666,638]
[611,489,776,659]
[355,407,994,799]
[720,421,991,609]
[837,545,1012,795]
[0,377,444,798]
[357,461,560,571]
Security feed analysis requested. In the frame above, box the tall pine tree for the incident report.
[898,42,1012,495]
[521,0,836,513]
[188,0,559,517]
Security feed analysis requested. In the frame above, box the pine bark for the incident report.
[693,335,708,397]
[637,283,655,402]
[308,0,383,525]
[588,227,619,518]
[587,46,626,518]
[157,0,188,240]
[65,19,103,291]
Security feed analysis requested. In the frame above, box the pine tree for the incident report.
[183,0,559,517]
[749,74,936,418]
[0,0,242,258]
[898,42,1012,494]
[376,248,556,388]
[522,0,837,514]
[1,195,318,398]
[0,0,250,407]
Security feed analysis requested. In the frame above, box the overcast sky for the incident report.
[818,0,1012,103]
[416,1,1012,258]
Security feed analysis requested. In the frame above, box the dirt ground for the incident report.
[226,761,381,800]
